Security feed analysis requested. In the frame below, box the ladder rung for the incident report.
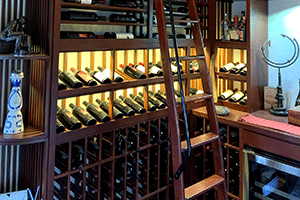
[170,56,206,62]
[181,132,219,151]
[184,174,225,199]
[176,93,212,105]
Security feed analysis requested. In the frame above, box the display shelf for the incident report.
[59,38,195,52]
[61,2,147,13]
[215,72,247,82]
[215,41,247,49]
[217,100,247,112]
[0,54,50,60]
[61,20,147,26]
[0,127,46,145]
[58,73,201,99]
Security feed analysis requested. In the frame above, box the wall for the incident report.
[268,0,300,109]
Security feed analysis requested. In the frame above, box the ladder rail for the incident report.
[167,0,192,180]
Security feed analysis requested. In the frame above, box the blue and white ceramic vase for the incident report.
[3,70,24,134]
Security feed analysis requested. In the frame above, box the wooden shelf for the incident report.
[58,73,201,99]
[216,72,247,82]
[61,2,147,12]
[61,20,146,26]
[215,41,247,49]
[0,54,50,60]
[59,38,195,52]
[216,100,247,112]
[0,126,46,145]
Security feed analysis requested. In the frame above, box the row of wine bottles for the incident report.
[56,92,171,132]
[62,0,142,8]
[219,62,247,76]
[218,89,247,105]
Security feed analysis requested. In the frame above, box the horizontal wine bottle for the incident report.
[58,79,67,90]
[70,67,97,86]
[119,64,146,79]
[218,89,237,100]
[129,93,156,111]
[135,62,155,77]
[138,92,165,109]
[113,98,135,116]
[56,119,66,133]
[228,90,246,102]
[151,90,167,105]
[190,60,199,73]
[58,69,83,88]
[61,10,100,21]
[98,66,124,82]
[239,95,247,105]
[230,63,246,74]
[83,101,110,122]
[62,0,105,4]
[190,87,204,95]
[85,67,111,84]
[119,95,146,114]
[170,61,183,74]
[60,31,95,39]
[148,62,164,76]
[57,106,82,130]
[95,99,123,119]
[219,62,236,72]
[109,14,137,23]
[239,67,247,76]
[69,103,97,126]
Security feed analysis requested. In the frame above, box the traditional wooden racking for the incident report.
[0,0,268,199]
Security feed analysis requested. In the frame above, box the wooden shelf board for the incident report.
[215,41,247,49]
[61,2,147,12]
[216,72,247,82]
[59,38,195,52]
[61,20,146,26]
[58,73,201,99]
[216,100,248,112]
[0,126,46,145]
[0,54,50,60]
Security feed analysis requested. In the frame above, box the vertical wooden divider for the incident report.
[83,137,88,199]
[90,52,95,103]
[123,50,129,97]
[97,133,102,200]
[62,53,68,108]
[76,52,82,105]
[110,51,116,83]
[227,49,233,90]
[240,49,245,91]
[67,141,72,200]
[109,51,116,120]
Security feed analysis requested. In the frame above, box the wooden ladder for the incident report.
[154,0,228,199]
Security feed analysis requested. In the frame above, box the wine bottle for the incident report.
[135,62,155,78]
[110,0,142,8]
[61,10,100,21]
[221,13,230,41]
[296,79,300,106]
[58,79,67,90]
[239,66,247,76]
[113,98,135,116]
[127,129,140,152]
[109,14,137,23]
[95,99,123,119]
[138,92,165,109]
[239,95,247,105]
[170,61,183,74]
[69,103,97,126]
[70,67,97,86]
[150,91,167,105]
[190,60,200,73]
[97,66,124,82]
[56,119,66,133]
[239,11,246,42]
[62,0,105,4]
[190,87,204,95]
[83,101,110,122]
[115,131,127,155]
[85,67,111,84]
[229,15,240,41]
[219,126,227,142]
[148,62,164,76]
[119,95,146,114]
[219,62,236,72]
[218,89,236,100]
[119,64,146,79]
[58,69,83,88]
[60,31,96,39]
[228,90,246,102]
[230,63,246,74]
[129,94,156,111]
[57,106,82,130]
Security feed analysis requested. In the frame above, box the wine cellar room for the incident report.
[2,0,300,200]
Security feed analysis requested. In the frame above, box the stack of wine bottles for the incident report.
[217,88,247,105]
[56,92,169,133]
[54,118,171,199]
[219,62,247,76]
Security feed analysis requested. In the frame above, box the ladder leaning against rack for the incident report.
[153,0,228,199]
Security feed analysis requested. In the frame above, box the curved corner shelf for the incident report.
[215,41,247,49]
[0,54,50,60]
[61,20,146,26]
[0,126,47,145]
[216,72,247,82]
[61,2,147,13]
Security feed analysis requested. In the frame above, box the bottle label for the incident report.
[54,181,62,190]
[120,101,127,107]
[93,71,107,83]
[103,68,111,76]
[150,66,161,74]
[114,72,121,78]
[66,111,74,118]
[136,65,145,73]
[235,63,246,70]
[81,0,92,4]
[81,109,89,115]
[77,71,89,81]
[129,66,138,72]
[131,99,139,105]
[223,63,235,71]
[54,166,61,175]
[95,106,101,111]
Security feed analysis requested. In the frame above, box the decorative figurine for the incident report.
[261,34,299,116]
[0,17,32,55]
[3,70,24,134]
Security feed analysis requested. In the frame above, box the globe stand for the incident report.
[262,34,299,116]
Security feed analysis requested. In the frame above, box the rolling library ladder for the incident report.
[154,0,228,199]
